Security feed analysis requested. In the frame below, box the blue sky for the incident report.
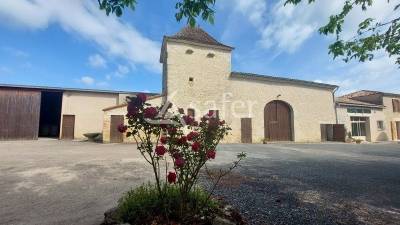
[0,0,398,95]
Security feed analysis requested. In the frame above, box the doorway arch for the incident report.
[264,100,293,141]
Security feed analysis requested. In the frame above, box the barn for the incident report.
[0,84,148,140]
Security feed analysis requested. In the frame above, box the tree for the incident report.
[285,0,400,66]
[99,0,400,66]
[98,0,215,26]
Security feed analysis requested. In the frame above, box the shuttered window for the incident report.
[393,99,400,112]
[187,108,195,117]
[208,110,219,119]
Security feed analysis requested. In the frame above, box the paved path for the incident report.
[0,140,399,225]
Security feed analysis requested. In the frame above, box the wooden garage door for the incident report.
[110,115,124,143]
[264,100,292,141]
[61,115,75,139]
[241,118,252,143]
[0,89,41,140]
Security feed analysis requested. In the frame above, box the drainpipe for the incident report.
[332,87,339,124]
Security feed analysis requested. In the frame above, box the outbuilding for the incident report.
[0,84,147,140]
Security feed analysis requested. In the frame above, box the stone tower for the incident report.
[159,26,233,118]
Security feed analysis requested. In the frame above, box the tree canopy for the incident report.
[99,0,400,66]
[98,0,215,26]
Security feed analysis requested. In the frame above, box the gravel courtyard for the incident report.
[1,140,400,225]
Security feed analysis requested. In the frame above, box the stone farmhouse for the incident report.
[336,90,400,142]
[1,27,399,143]
[102,27,340,143]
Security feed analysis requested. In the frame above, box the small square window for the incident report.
[189,77,194,82]
[377,121,384,130]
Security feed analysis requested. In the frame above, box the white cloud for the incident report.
[115,64,130,77]
[0,0,161,73]
[88,54,107,68]
[314,54,400,95]
[225,0,397,53]
[79,76,95,85]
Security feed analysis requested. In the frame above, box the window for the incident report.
[187,108,195,117]
[207,53,215,58]
[185,49,194,54]
[377,121,385,130]
[347,108,371,114]
[208,110,219,119]
[189,77,194,82]
[351,117,367,136]
[393,99,400,112]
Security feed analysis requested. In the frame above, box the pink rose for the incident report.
[144,107,158,119]
[174,157,185,168]
[206,149,216,159]
[167,172,176,183]
[155,145,167,156]
[191,142,201,152]
[117,124,127,133]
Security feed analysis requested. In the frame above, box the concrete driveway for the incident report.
[0,140,399,225]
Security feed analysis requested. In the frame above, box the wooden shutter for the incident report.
[187,108,195,117]
[208,110,219,120]
[393,99,400,112]
[241,118,252,143]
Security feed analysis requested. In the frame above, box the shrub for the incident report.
[117,183,219,224]
[117,94,246,222]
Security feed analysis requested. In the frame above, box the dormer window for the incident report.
[186,49,194,54]
[207,53,215,58]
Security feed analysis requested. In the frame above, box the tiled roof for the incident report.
[0,83,150,95]
[335,97,383,108]
[342,90,400,98]
[230,72,338,90]
[165,26,233,50]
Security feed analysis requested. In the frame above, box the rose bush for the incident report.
[117,94,245,223]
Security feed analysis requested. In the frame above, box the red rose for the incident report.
[174,157,185,168]
[117,124,127,133]
[191,142,201,152]
[137,93,147,103]
[206,149,216,159]
[155,145,167,156]
[186,131,199,141]
[144,107,158,119]
[127,103,138,117]
[177,136,187,145]
[167,172,176,183]
[160,136,167,144]
[172,152,181,159]
[183,115,194,125]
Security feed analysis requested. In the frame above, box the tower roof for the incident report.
[164,26,233,50]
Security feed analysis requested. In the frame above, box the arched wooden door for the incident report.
[264,100,292,141]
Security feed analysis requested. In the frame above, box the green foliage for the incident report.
[285,0,400,66]
[117,183,219,224]
[98,0,136,17]
[98,0,215,26]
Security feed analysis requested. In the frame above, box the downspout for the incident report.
[332,87,339,124]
